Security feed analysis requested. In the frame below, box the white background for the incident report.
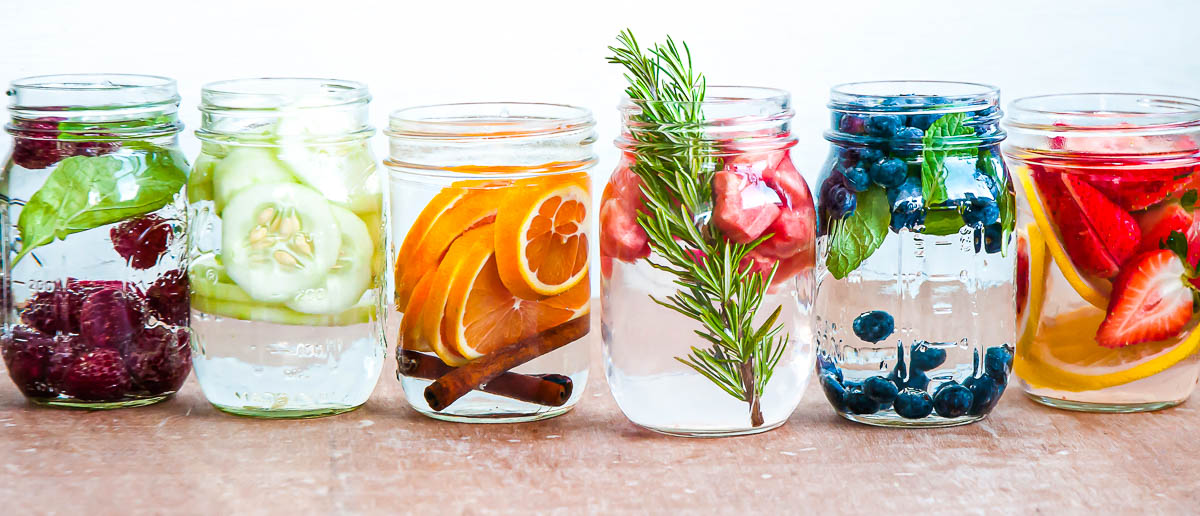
[2,0,1198,184]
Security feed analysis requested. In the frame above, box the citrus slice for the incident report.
[394,183,509,307]
[1016,223,1048,351]
[399,271,435,352]
[1014,307,1200,392]
[495,175,590,299]
[412,225,496,366]
[1015,165,1110,309]
[442,255,588,361]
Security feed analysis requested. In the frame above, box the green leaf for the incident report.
[921,113,976,207]
[1182,190,1198,212]
[13,148,186,265]
[826,186,889,279]
[923,208,964,236]
[977,149,1015,252]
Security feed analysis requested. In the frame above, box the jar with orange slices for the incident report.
[1006,93,1200,412]
[386,102,594,422]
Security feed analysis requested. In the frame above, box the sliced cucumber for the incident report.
[358,209,385,278]
[189,255,254,303]
[285,206,374,314]
[188,152,219,203]
[212,147,297,213]
[276,141,380,213]
[193,295,375,327]
[222,183,340,303]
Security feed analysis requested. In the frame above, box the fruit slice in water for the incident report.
[212,148,297,213]
[1096,250,1194,348]
[1086,170,1193,212]
[1017,223,1048,351]
[222,183,340,303]
[1017,167,1111,309]
[494,176,589,299]
[414,225,496,366]
[276,141,381,214]
[400,272,435,353]
[285,206,374,314]
[1057,172,1141,277]
[395,187,470,305]
[192,295,374,327]
[188,152,219,203]
[1015,307,1200,392]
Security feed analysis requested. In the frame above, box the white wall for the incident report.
[3,0,1197,182]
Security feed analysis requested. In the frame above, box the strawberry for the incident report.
[1033,167,1141,278]
[1135,202,1200,265]
[1085,168,1194,212]
[1016,234,1029,318]
[1096,249,1196,348]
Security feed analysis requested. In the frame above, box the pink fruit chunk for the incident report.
[111,215,174,270]
[757,156,816,259]
[146,270,189,326]
[121,325,190,395]
[79,288,143,350]
[599,198,650,262]
[60,348,132,401]
[712,168,781,244]
[9,118,120,170]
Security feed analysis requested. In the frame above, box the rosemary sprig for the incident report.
[607,30,788,427]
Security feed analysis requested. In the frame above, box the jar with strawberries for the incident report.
[2,74,191,408]
[813,81,1015,427]
[1005,93,1200,412]
[601,33,815,436]
[387,102,595,422]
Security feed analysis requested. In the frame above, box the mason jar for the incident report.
[1005,93,1200,412]
[387,102,594,423]
[1,74,191,408]
[189,78,386,418]
[601,86,816,437]
[814,81,1015,427]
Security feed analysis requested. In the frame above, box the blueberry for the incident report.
[985,346,1013,381]
[817,355,843,383]
[905,371,930,392]
[961,193,999,227]
[863,375,899,404]
[825,182,857,220]
[820,373,847,410]
[974,169,1000,200]
[852,310,894,343]
[839,165,870,193]
[963,375,999,415]
[981,223,1003,254]
[845,385,881,415]
[837,147,861,169]
[933,382,974,418]
[866,115,903,138]
[907,114,936,131]
[910,342,947,371]
[869,158,907,188]
[893,390,934,419]
[891,127,926,157]
[888,176,925,232]
[858,148,885,166]
[838,114,867,135]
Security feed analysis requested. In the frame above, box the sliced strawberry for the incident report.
[1033,168,1142,278]
[1096,249,1195,348]
[1085,169,1193,211]
[1016,234,1029,318]
[1136,203,1194,254]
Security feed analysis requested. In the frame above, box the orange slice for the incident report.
[1016,223,1048,351]
[399,271,435,352]
[1015,307,1200,392]
[412,225,496,366]
[495,175,590,300]
[394,182,510,307]
[442,254,588,361]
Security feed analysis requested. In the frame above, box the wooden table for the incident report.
[1,310,1198,515]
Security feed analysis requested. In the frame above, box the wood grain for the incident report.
[0,309,1198,515]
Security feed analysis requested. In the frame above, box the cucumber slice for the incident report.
[222,183,341,303]
[193,294,375,327]
[359,209,385,278]
[285,206,374,314]
[276,141,380,214]
[189,255,254,302]
[212,147,297,213]
[188,152,219,203]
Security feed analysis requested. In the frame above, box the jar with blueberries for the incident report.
[813,81,1016,427]
[1,74,191,408]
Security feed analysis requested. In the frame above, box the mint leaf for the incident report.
[977,149,1015,253]
[923,209,964,236]
[14,148,186,265]
[921,113,975,207]
[826,186,889,279]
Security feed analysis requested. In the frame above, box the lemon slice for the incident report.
[1015,307,1200,391]
[1016,223,1049,351]
[1015,166,1110,309]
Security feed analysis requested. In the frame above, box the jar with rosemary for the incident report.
[600,31,816,437]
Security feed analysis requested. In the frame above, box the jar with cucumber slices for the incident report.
[387,102,595,422]
[190,78,386,418]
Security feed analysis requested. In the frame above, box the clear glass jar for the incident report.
[189,78,386,418]
[387,102,594,423]
[1005,93,1200,412]
[602,86,815,437]
[813,81,1015,427]
[1,74,191,408]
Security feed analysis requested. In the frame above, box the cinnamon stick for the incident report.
[425,315,590,412]
[397,349,574,408]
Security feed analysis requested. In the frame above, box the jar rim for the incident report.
[619,85,790,107]
[1006,93,1200,128]
[7,73,179,110]
[386,102,595,140]
[829,80,998,113]
[200,77,370,111]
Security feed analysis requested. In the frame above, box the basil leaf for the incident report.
[923,209,964,236]
[826,186,889,279]
[921,113,976,207]
[14,149,186,265]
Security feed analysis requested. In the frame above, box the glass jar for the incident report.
[387,102,594,423]
[813,81,1015,427]
[189,78,386,418]
[1,74,191,408]
[602,86,815,437]
[1005,93,1200,412]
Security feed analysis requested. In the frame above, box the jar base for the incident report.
[1024,392,1183,413]
[211,403,364,419]
[31,394,173,410]
[410,404,576,424]
[634,419,787,438]
[838,412,986,428]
